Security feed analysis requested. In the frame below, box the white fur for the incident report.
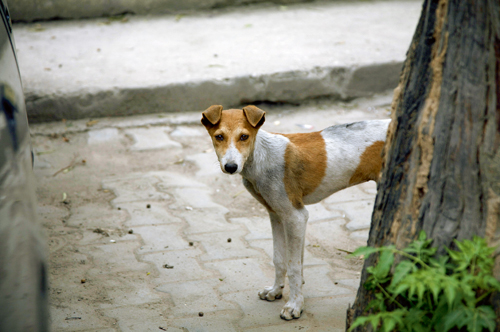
[220,141,244,174]
[218,119,390,320]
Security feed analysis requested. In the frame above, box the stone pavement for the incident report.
[31,95,391,331]
[13,1,421,122]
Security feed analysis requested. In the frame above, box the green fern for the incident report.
[350,232,500,332]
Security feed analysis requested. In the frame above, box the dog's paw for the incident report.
[258,286,283,301]
[280,296,304,320]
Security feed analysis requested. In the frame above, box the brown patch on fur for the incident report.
[349,141,385,186]
[282,132,327,209]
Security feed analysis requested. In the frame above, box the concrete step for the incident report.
[9,0,413,22]
[13,1,422,123]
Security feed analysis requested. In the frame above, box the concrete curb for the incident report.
[14,1,420,123]
[26,62,402,123]
[9,0,329,22]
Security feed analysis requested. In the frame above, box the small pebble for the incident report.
[117,207,121,210]
[189,242,194,246]
[146,204,151,209]
[81,279,86,284]
[128,229,133,234]
[198,312,204,317]
[163,264,174,269]
[227,238,232,243]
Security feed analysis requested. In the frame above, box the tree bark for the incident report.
[346,0,500,330]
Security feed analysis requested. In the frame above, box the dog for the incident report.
[201,105,390,320]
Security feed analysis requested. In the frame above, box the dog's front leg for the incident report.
[259,212,286,301]
[242,179,287,301]
[280,207,308,320]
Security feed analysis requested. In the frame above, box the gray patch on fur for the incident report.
[324,121,368,133]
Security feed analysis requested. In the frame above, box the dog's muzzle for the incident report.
[224,163,238,174]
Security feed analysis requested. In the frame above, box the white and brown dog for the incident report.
[201,105,390,320]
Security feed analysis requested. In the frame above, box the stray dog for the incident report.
[201,105,390,320]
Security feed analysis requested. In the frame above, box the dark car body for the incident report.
[0,0,48,330]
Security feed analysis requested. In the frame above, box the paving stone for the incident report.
[307,219,364,254]
[121,201,183,227]
[102,305,180,332]
[350,230,369,242]
[125,127,182,151]
[185,152,222,177]
[50,302,114,331]
[302,266,353,299]
[242,319,342,332]
[243,324,316,332]
[102,175,171,204]
[174,187,229,212]
[46,250,91,288]
[205,258,273,294]
[248,239,328,267]
[83,242,151,275]
[230,217,271,241]
[306,218,346,245]
[178,208,242,235]
[98,272,163,309]
[222,289,287,329]
[66,203,127,229]
[170,126,204,137]
[322,185,375,205]
[345,219,372,232]
[38,204,69,225]
[79,229,137,246]
[344,200,375,231]
[151,171,207,189]
[302,296,355,330]
[335,278,361,291]
[307,202,343,222]
[167,311,241,332]
[357,181,378,195]
[188,230,261,261]
[141,249,215,283]
[33,154,52,169]
[156,279,238,316]
[134,224,189,253]
[87,128,120,144]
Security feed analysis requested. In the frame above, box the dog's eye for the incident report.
[215,134,224,141]
[240,134,249,141]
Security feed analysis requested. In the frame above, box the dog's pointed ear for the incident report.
[201,105,223,129]
[243,105,266,128]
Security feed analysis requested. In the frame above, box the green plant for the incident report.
[350,232,500,332]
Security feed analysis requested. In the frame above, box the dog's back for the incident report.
[300,119,390,204]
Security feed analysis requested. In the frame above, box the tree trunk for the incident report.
[346,0,500,330]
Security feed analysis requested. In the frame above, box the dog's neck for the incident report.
[241,129,288,180]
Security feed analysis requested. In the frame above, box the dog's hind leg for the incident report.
[280,207,308,320]
[258,212,286,301]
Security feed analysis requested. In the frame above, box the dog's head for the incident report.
[201,105,266,175]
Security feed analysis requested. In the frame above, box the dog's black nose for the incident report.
[224,163,238,174]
